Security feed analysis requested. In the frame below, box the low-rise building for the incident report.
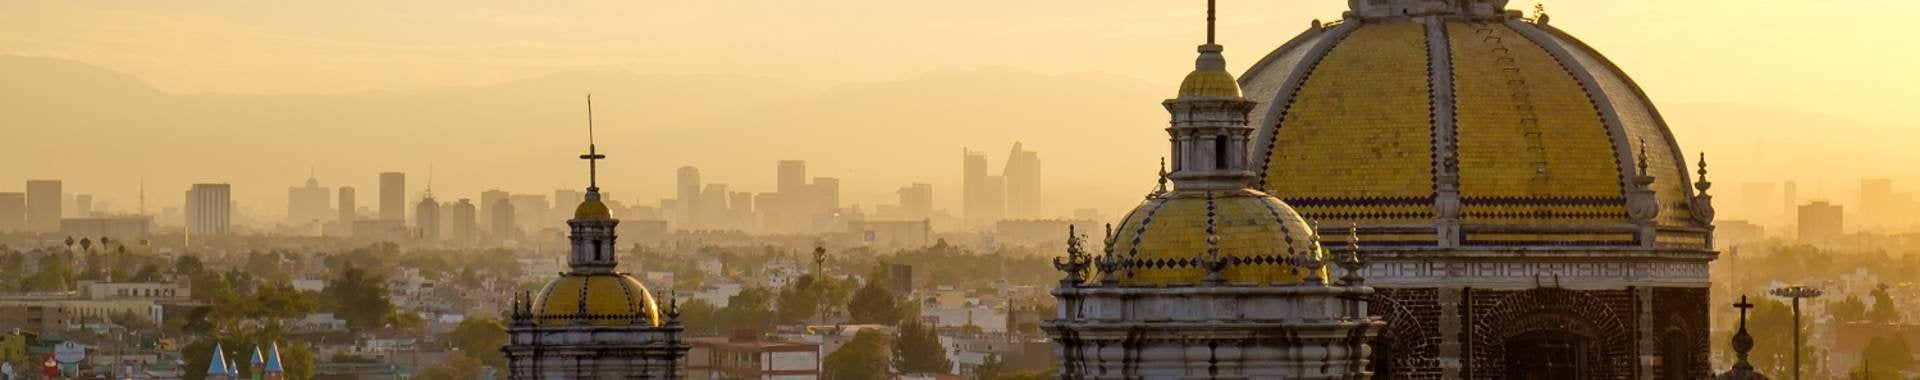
[687,331,820,380]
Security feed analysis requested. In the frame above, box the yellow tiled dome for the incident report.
[1240,17,1707,247]
[529,273,661,327]
[1105,189,1326,285]
[1179,69,1242,98]
[574,199,611,219]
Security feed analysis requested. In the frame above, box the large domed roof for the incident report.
[1106,189,1324,285]
[529,273,662,327]
[1240,5,1710,248]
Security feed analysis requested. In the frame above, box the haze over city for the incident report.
[9,1,1920,379]
[6,0,1920,224]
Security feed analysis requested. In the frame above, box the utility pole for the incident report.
[1771,285,1824,380]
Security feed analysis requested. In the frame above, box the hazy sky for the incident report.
[4,0,1919,222]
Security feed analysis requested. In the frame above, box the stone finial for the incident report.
[1692,152,1717,225]
[1300,221,1327,285]
[1053,225,1093,286]
[1097,223,1120,285]
[1151,157,1171,198]
[1534,2,1550,24]
[1626,139,1661,224]
[1339,223,1366,286]
[666,295,683,324]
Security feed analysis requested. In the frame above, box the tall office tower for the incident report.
[753,192,780,233]
[897,183,933,221]
[444,199,477,245]
[25,180,61,233]
[480,190,509,233]
[1003,142,1042,219]
[0,193,24,232]
[287,176,332,224]
[728,191,755,226]
[700,184,729,229]
[509,194,548,235]
[777,161,807,196]
[552,189,583,226]
[962,149,1005,228]
[415,194,441,240]
[74,194,94,217]
[338,187,357,223]
[186,183,232,236]
[491,198,517,241]
[1782,181,1798,218]
[811,177,840,212]
[379,172,406,221]
[1799,200,1844,242]
[676,166,703,227]
[1860,178,1895,229]
[775,161,809,232]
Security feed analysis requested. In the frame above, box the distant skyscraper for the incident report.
[677,166,703,226]
[1003,142,1042,219]
[509,194,548,235]
[480,189,509,233]
[74,194,93,217]
[25,180,61,233]
[491,198,517,241]
[287,176,331,224]
[186,183,232,236]
[777,161,807,196]
[774,161,810,233]
[811,177,840,212]
[897,183,933,221]
[379,172,406,221]
[1860,178,1895,229]
[445,199,476,245]
[338,187,357,223]
[1798,200,1843,242]
[700,183,729,230]
[1782,181,1798,218]
[416,193,441,240]
[0,192,23,232]
[728,191,754,226]
[962,149,1005,228]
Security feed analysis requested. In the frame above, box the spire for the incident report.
[207,342,231,379]
[1695,152,1712,193]
[582,94,606,192]
[264,342,284,375]
[1206,0,1216,45]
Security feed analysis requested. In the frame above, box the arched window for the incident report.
[1214,136,1229,170]
[1660,330,1694,380]
[1505,331,1588,380]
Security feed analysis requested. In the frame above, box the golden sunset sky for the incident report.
[3,0,1917,224]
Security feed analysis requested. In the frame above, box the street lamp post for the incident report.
[1770,285,1825,380]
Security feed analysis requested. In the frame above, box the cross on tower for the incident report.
[1733,295,1754,323]
[581,95,607,190]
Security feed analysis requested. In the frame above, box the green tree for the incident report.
[444,318,508,369]
[283,343,318,380]
[777,275,823,323]
[824,330,891,380]
[1744,298,1823,377]
[972,354,1005,380]
[892,320,952,374]
[849,264,909,325]
[20,254,70,292]
[325,261,398,330]
[1831,296,1869,323]
[1866,284,1901,324]
[719,287,777,333]
[677,299,720,335]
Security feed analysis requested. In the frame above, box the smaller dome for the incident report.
[1179,69,1241,98]
[575,198,611,219]
[1106,189,1324,285]
[530,273,661,326]
[1177,44,1242,98]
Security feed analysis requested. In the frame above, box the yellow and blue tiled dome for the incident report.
[1239,15,1709,247]
[529,273,661,327]
[1105,189,1326,285]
